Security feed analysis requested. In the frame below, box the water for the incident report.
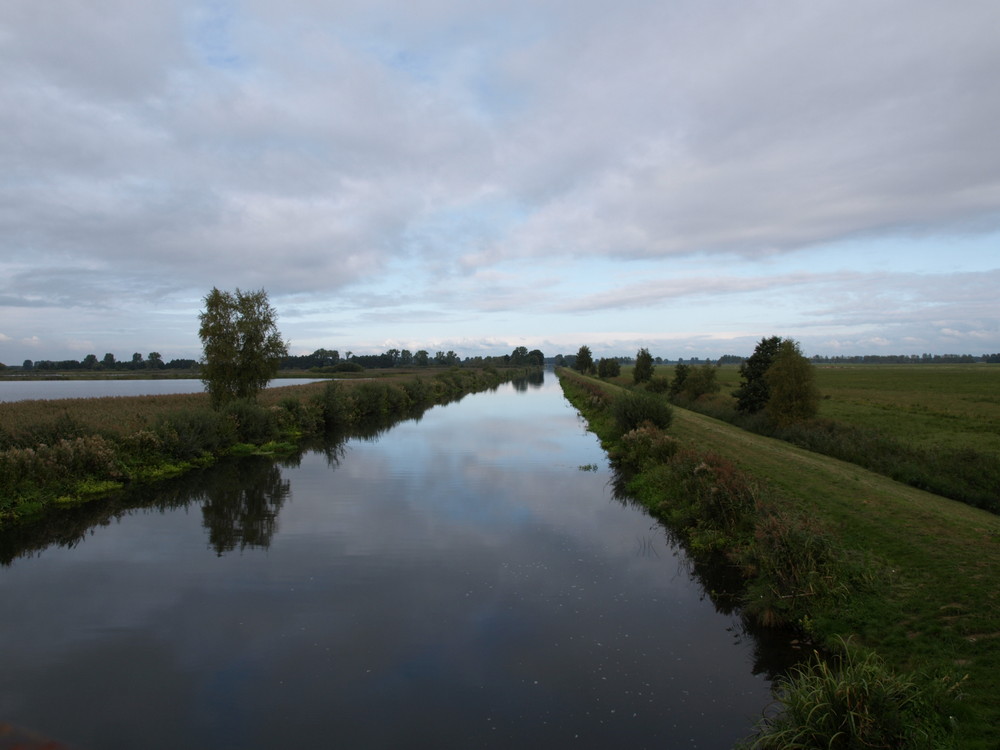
[0,377,325,402]
[0,373,778,749]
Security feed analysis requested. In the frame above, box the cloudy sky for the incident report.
[2,0,998,364]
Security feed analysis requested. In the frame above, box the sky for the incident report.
[2,0,999,365]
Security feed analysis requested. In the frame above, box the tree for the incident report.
[198,287,288,408]
[734,336,784,413]
[765,339,819,425]
[102,353,116,369]
[82,354,99,370]
[148,352,164,369]
[575,345,594,374]
[597,357,620,378]
[633,347,654,384]
[528,349,544,366]
[414,350,429,367]
[130,352,144,370]
[22,359,33,370]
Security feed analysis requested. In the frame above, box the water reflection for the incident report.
[199,460,290,555]
[0,376,786,749]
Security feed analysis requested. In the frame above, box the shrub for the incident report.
[645,375,671,394]
[221,399,280,443]
[597,358,621,378]
[610,391,673,436]
[155,409,232,459]
[312,381,348,431]
[615,424,679,467]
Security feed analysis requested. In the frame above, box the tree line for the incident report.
[567,338,820,426]
[18,353,198,372]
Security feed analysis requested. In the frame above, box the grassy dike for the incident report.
[0,367,533,527]
[557,368,1000,749]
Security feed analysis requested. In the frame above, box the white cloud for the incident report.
[0,0,998,362]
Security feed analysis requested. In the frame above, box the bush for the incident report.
[597,358,621,378]
[610,391,673,436]
[615,424,679,468]
[155,409,232,459]
[221,399,280,444]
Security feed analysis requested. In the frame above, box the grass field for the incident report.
[669,406,1000,748]
[700,362,1000,456]
[562,368,1000,747]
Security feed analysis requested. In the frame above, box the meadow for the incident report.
[611,362,1000,512]
[711,363,1000,456]
[559,368,1000,748]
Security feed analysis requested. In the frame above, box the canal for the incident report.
[0,371,779,749]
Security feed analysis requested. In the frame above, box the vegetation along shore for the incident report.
[557,357,999,749]
[0,366,535,527]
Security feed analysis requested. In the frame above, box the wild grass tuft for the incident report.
[743,641,962,749]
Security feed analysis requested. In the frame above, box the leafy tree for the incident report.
[414,350,429,367]
[528,349,544,366]
[82,354,99,370]
[22,359,33,370]
[400,349,413,366]
[130,352,144,370]
[575,345,594,374]
[765,339,820,425]
[511,346,530,365]
[198,287,288,408]
[597,357,620,378]
[668,363,690,397]
[102,353,116,369]
[633,347,654,384]
[148,352,164,369]
[734,336,784,413]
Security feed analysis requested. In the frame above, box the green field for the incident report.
[561,368,1000,747]
[698,362,1000,455]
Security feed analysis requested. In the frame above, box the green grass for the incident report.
[560,368,1000,748]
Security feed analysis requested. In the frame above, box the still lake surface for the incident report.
[0,373,780,749]
[0,377,324,402]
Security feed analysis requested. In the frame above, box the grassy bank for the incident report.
[0,367,533,526]
[558,368,1000,748]
[615,363,1000,513]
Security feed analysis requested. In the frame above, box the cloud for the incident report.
[1,0,998,361]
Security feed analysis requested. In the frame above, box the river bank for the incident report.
[0,367,534,527]
[557,368,999,748]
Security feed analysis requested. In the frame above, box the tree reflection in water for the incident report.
[198,458,291,555]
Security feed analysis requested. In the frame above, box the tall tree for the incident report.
[765,339,820,425]
[633,347,654,384]
[575,345,594,374]
[148,352,164,369]
[734,336,783,413]
[199,287,288,408]
[102,352,116,369]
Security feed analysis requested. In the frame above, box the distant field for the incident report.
[812,364,1000,455]
[650,362,1000,456]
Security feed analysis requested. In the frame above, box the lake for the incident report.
[0,377,325,402]
[0,372,782,749]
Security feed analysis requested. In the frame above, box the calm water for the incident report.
[0,373,779,749]
[0,378,325,402]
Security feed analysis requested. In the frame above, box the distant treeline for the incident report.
[7,349,998,373]
[553,352,1000,367]
[808,353,1000,364]
[17,353,198,372]
[9,346,545,373]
